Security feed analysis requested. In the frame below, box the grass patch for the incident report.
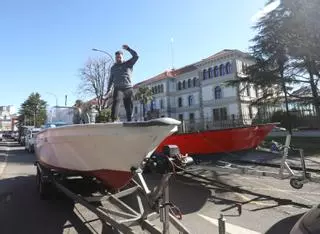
[264,136,320,157]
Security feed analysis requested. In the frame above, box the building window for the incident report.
[193,77,197,87]
[226,62,232,74]
[189,113,195,123]
[203,69,208,80]
[160,99,164,109]
[219,64,225,76]
[160,84,164,93]
[208,68,213,78]
[134,106,138,114]
[188,95,193,106]
[214,86,222,99]
[178,81,181,90]
[178,114,183,121]
[182,80,186,89]
[246,85,250,96]
[188,79,191,88]
[214,66,219,77]
[248,106,253,119]
[178,97,183,107]
[150,99,155,111]
[213,107,227,121]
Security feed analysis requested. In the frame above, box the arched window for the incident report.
[219,64,225,76]
[160,84,164,93]
[157,85,161,93]
[214,66,219,77]
[225,62,232,74]
[178,97,183,107]
[214,86,222,99]
[182,80,186,89]
[193,77,197,87]
[178,81,181,90]
[209,67,214,78]
[208,68,212,78]
[160,99,164,109]
[152,87,155,94]
[188,79,191,88]
[188,95,193,106]
[203,69,208,80]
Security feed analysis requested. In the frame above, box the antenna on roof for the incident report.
[170,37,174,70]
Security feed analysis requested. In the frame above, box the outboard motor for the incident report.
[144,145,194,174]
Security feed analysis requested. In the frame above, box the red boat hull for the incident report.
[155,123,275,155]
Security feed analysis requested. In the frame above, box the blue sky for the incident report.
[0,0,268,111]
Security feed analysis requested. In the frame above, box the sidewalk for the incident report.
[268,130,320,137]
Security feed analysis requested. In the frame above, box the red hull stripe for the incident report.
[37,160,133,190]
[155,124,275,155]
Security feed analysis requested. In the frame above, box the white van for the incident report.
[25,128,42,153]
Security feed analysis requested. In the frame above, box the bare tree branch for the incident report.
[78,57,113,114]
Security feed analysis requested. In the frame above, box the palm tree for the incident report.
[134,86,153,121]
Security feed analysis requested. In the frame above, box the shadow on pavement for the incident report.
[265,213,305,234]
[144,173,211,215]
[0,175,115,234]
[0,141,37,166]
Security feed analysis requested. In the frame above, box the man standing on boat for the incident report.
[107,45,139,122]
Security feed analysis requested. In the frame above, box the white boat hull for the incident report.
[35,118,180,189]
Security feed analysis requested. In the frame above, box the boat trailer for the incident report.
[34,149,192,234]
[178,134,320,190]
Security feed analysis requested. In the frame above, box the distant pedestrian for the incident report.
[107,45,139,122]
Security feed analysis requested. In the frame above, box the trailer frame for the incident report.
[178,134,320,190]
[34,161,190,234]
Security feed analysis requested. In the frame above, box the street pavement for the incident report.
[0,140,319,233]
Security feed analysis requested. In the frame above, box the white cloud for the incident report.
[251,0,280,23]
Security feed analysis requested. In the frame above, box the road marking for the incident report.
[239,186,320,195]
[198,213,261,234]
[240,177,316,204]
[235,192,276,206]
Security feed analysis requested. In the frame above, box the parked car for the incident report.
[19,126,34,146]
[25,128,41,153]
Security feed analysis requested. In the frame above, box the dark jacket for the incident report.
[107,47,139,91]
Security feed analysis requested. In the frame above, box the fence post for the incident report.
[218,214,226,234]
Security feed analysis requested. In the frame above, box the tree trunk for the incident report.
[280,64,292,134]
[142,103,146,121]
[307,60,320,117]
[309,74,320,116]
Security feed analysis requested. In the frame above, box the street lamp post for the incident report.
[46,92,58,107]
[92,48,114,63]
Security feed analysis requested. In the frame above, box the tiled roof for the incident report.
[133,49,249,88]
[203,49,249,61]
[133,64,198,88]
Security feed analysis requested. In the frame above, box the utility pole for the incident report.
[65,95,67,106]
[170,38,174,69]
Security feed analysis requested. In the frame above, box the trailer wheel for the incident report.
[290,178,303,189]
[36,168,50,199]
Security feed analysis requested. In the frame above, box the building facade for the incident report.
[118,49,263,130]
[0,105,18,131]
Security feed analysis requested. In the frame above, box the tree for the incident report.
[78,57,113,115]
[134,86,153,121]
[226,0,320,133]
[18,92,47,127]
